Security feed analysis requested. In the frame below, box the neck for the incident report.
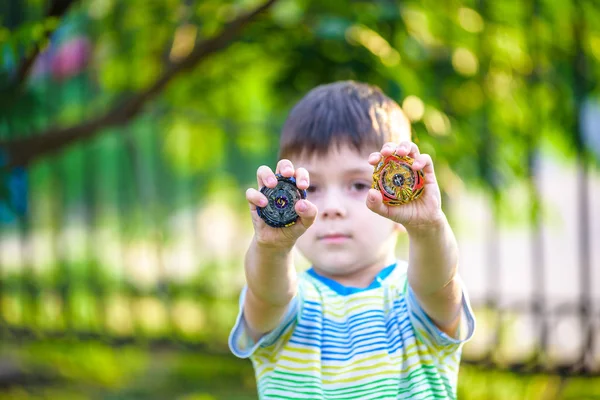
[313,252,397,288]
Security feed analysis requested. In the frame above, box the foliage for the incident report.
[0,0,598,214]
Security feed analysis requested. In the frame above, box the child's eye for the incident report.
[306,185,318,194]
[349,181,371,192]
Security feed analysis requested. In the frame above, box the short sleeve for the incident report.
[228,286,300,359]
[405,279,476,349]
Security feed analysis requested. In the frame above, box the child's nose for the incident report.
[320,190,347,218]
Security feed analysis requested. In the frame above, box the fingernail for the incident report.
[300,179,308,186]
[368,192,375,202]
[268,177,277,186]
[297,200,307,212]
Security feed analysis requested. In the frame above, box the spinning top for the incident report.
[257,174,307,228]
[372,155,425,205]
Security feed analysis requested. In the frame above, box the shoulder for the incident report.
[383,259,409,291]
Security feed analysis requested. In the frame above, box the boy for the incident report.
[229,81,475,399]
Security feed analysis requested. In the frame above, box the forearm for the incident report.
[246,237,297,304]
[243,237,297,335]
[407,213,458,293]
[406,213,462,331]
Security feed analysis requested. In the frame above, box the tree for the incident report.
[0,0,279,168]
[0,0,598,214]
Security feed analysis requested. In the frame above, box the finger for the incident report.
[395,141,420,159]
[407,142,421,159]
[246,188,268,211]
[276,159,295,177]
[413,153,437,182]
[293,199,318,230]
[295,167,310,190]
[380,142,397,157]
[366,188,390,218]
[257,165,277,188]
[368,152,382,165]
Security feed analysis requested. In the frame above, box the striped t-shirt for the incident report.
[229,261,475,399]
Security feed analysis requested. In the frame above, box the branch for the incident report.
[0,0,279,169]
[15,0,78,87]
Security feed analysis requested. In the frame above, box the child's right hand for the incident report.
[246,159,318,249]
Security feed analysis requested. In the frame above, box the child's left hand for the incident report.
[366,141,444,230]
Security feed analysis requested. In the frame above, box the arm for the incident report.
[242,160,318,341]
[405,214,462,336]
[367,141,463,337]
[243,239,296,340]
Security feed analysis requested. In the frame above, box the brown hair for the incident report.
[278,81,411,160]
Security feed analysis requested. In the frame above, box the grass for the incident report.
[0,340,599,400]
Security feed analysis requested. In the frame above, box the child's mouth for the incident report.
[319,234,351,244]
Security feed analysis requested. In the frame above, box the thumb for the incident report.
[291,199,318,233]
[366,188,389,217]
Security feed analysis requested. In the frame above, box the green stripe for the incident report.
[322,378,398,395]
[262,369,449,398]
[328,386,399,400]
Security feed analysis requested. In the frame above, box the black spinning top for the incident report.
[257,174,307,228]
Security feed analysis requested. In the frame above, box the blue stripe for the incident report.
[302,310,386,327]
[320,345,390,361]
[294,325,388,341]
[290,329,417,354]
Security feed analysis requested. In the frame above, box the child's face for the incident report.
[291,144,401,278]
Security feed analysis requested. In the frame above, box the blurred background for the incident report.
[0,0,599,399]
